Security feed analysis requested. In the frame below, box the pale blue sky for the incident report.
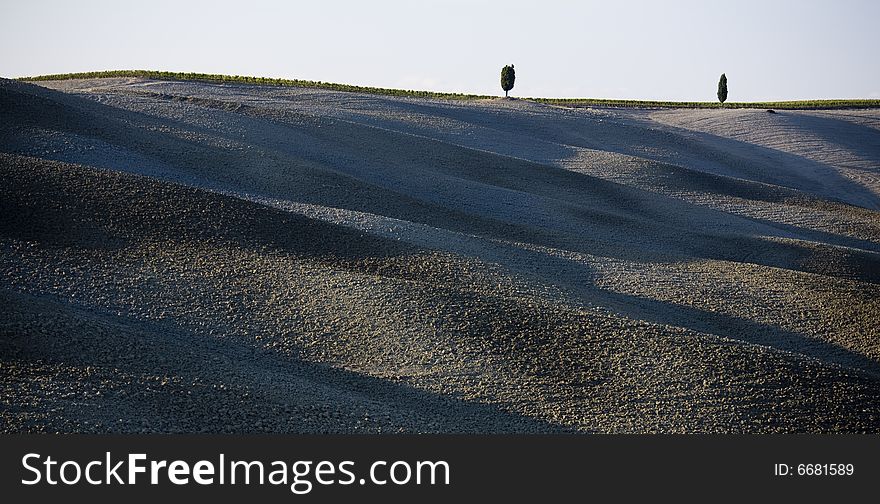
[2,0,878,101]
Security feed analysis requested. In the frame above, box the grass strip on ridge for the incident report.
[19,70,880,110]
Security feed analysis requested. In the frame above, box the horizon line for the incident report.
[15,69,880,109]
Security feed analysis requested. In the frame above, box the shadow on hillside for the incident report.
[782,111,880,166]
[0,153,414,264]
[328,93,880,209]
[7,151,878,378]
[1,80,560,251]
[4,80,879,283]
[635,118,880,210]
[467,237,880,378]
[0,287,574,434]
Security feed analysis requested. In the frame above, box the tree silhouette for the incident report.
[501,64,515,98]
[717,73,728,106]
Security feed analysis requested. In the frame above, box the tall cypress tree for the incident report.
[501,64,515,98]
[717,73,728,106]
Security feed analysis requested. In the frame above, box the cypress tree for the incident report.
[717,73,728,106]
[501,64,515,98]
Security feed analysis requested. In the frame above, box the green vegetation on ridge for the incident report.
[23,70,491,100]
[20,70,880,110]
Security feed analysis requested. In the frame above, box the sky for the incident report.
[2,0,878,101]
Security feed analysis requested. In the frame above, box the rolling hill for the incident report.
[2,76,880,432]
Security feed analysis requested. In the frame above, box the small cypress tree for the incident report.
[501,64,515,98]
[717,73,728,106]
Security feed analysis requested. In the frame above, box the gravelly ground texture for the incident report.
[2,77,880,433]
